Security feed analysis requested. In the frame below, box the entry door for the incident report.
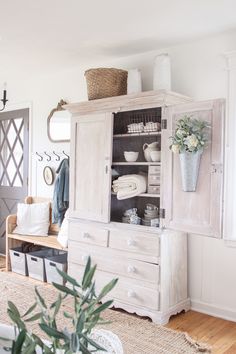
[161,99,224,237]
[0,109,29,253]
[70,112,113,222]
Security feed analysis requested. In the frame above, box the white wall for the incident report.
[2,29,236,320]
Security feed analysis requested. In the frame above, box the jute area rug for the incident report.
[0,272,210,354]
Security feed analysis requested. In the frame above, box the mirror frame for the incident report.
[47,99,70,143]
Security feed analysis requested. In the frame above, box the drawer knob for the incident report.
[83,232,90,238]
[127,239,136,247]
[127,265,136,273]
[128,290,136,298]
[82,255,89,262]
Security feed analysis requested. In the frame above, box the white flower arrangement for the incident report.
[169,116,209,154]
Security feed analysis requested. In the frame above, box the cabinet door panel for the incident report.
[70,113,113,222]
[161,99,224,237]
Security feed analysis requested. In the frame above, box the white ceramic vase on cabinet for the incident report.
[153,53,171,90]
[127,69,142,94]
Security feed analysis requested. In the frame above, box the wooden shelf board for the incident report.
[112,162,161,166]
[139,193,160,197]
[8,233,67,251]
[111,192,160,198]
[114,132,161,138]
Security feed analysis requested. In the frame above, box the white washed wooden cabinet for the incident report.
[66,90,225,324]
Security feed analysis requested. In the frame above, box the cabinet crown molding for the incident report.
[64,90,192,115]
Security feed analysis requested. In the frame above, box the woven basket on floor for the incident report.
[85,68,128,100]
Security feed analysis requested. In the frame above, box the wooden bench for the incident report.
[6,196,67,271]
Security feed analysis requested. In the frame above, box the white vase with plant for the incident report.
[169,116,209,191]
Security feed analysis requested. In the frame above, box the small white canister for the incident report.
[127,68,142,94]
[153,53,171,91]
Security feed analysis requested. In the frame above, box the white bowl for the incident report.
[124,151,139,162]
[150,150,161,162]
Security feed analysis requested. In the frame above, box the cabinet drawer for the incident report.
[148,185,160,194]
[149,165,161,174]
[69,222,108,247]
[69,263,159,311]
[148,175,160,185]
[112,279,159,310]
[109,230,159,257]
[69,242,159,285]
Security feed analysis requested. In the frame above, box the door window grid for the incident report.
[0,118,24,187]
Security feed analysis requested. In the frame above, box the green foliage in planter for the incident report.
[4,257,118,354]
[169,115,209,154]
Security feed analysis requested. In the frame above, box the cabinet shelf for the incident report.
[139,193,160,198]
[113,132,161,138]
[111,192,160,198]
[112,162,161,166]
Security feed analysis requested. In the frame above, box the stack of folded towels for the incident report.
[112,174,147,200]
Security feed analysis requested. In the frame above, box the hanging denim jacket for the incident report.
[52,158,69,226]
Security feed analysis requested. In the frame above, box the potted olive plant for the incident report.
[1,257,120,354]
[169,116,209,191]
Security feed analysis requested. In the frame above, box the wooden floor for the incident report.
[167,310,236,354]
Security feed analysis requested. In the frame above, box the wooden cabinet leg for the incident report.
[6,236,10,271]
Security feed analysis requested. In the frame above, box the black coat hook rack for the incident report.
[53,151,60,161]
[44,151,51,161]
[36,152,43,161]
[62,150,69,158]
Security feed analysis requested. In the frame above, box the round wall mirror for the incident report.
[47,100,70,142]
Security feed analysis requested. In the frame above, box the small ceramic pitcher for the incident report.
[143,142,159,162]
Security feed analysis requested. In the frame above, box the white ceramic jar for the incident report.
[127,69,142,94]
[153,53,171,91]
[150,150,161,162]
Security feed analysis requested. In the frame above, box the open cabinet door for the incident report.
[70,112,113,222]
[161,99,225,237]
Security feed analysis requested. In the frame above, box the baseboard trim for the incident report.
[191,299,236,323]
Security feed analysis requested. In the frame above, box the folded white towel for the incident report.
[112,174,147,200]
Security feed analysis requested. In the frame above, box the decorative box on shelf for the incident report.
[148,165,160,194]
